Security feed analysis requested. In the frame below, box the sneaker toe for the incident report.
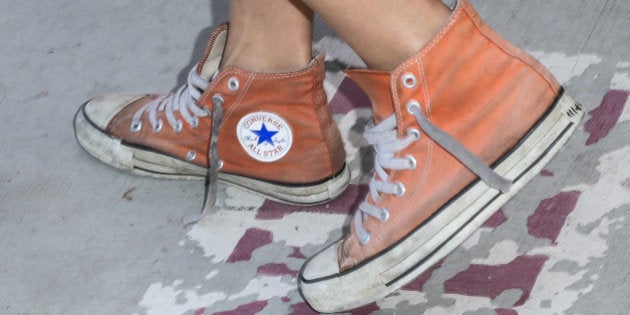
[82,94,146,130]
[300,242,341,281]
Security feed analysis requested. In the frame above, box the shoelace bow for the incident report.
[354,100,513,245]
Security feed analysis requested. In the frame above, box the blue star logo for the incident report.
[251,123,279,146]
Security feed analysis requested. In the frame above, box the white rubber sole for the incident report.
[299,92,584,313]
[74,103,351,205]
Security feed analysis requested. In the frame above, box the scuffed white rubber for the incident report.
[74,102,350,205]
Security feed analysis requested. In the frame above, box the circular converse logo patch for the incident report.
[237,112,293,163]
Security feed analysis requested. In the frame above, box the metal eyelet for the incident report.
[395,182,406,197]
[186,150,197,161]
[174,120,183,133]
[217,160,224,170]
[405,155,417,170]
[227,77,240,91]
[213,94,225,106]
[402,73,417,89]
[359,231,371,245]
[406,128,421,141]
[152,119,163,133]
[130,121,142,132]
[406,99,421,114]
[380,208,390,222]
[191,117,199,128]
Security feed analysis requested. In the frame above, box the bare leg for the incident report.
[300,0,451,70]
[220,0,314,72]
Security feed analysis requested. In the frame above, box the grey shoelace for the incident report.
[183,94,224,225]
[123,63,225,225]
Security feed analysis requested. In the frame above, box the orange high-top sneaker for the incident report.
[299,0,583,311]
[74,23,349,205]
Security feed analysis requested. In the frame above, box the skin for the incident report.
[220,0,452,71]
[220,0,314,72]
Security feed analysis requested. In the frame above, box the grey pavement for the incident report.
[1,1,629,314]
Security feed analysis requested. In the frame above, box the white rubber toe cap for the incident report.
[301,242,341,281]
[83,94,145,130]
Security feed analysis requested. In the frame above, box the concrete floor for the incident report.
[1,0,629,314]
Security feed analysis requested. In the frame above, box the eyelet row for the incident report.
[129,76,238,134]
[360,72,421,246]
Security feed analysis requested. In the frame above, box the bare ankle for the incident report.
[301,0,451,71]
[363,1,452,70]
[220,35,312,72]
[220,0,313,72]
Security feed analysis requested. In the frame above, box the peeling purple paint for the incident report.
[290,302,318,315]
[256,263,298,278]
[257,184,368,220]
[482,209,508,228]
[329,77,372,115]
[527,191,580,243]
[226,228,273,263]
[212,300,268,315]
[444,255,549,307]
[540,170,554,177]
[401,260,444,292]
[584,89,629,145]
[288,247,306,259]
[495,308,518,315]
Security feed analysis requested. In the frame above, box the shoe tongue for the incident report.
[345,70,395,124]
[197,23,229,81]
